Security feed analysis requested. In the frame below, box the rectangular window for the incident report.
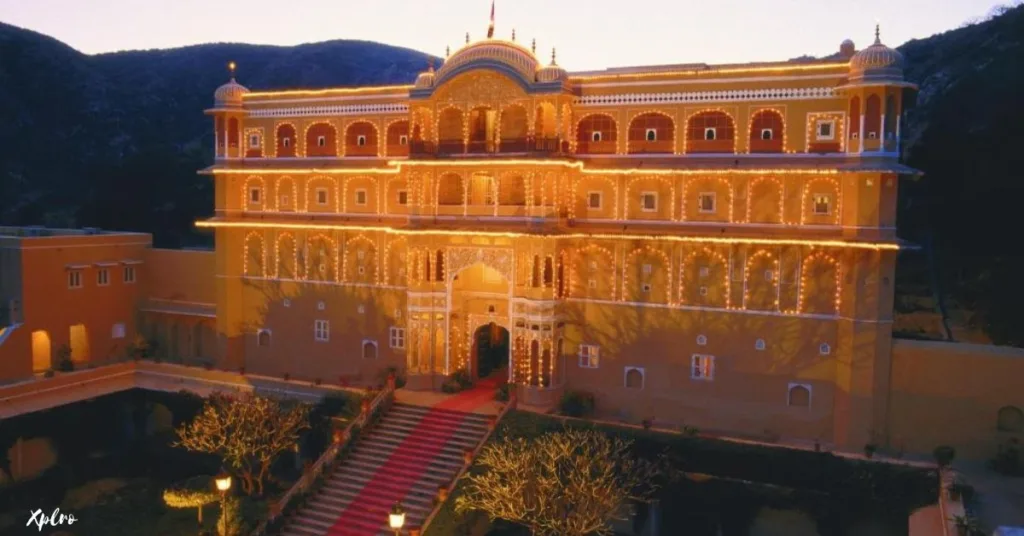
[578,345,600,368]
[816,120,835,140]
[641,192,657,212]
[249,134,260,148]
[389,327,406,349]
[642,264,652,275]
[398,190,408,205]
[250,188,261,204]
[698,192,716,213]
[68,270,82,289]
[761,128,773,140]
[691,354,715,380]
[316,188,328,206]
[123,266,137,284]
[111,323,126,339]
[591,131,602,142]
[587,191,602,210]
[314,320,330,342]
[355,189,367,206]
[699,266,709,278]
[813,194,831,215]
[641,283,652,293]
[97,268,109,286]
[282,137,291,148]
[704,127,717,140]
[399,135,408,145]
[764,270,774,282]
[317,135,327,147]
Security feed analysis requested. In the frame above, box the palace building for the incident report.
[200,26,916,451]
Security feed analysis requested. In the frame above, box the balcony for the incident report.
[408,137,564,158]
[386,143,409,157]
[345,145,378,157]
[808,142,841,154]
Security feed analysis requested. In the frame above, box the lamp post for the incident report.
[215,472,232,535]
[388,502,406,536]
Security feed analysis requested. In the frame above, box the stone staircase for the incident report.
[280,402,492,536]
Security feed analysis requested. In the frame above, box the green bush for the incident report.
[991,438,1021,476]
[441,380,462,394]
[55,344,74,372]
[451,368,473,389]
[559,390,595,417]
[494,383,511,402]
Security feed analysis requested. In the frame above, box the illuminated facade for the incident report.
[198,27,923,450]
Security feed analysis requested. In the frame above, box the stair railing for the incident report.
[418,392,518,535]
[251,378,397,536]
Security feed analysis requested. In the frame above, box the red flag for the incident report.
[487,0,495,38]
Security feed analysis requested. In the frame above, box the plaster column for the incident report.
[858,114,866,154]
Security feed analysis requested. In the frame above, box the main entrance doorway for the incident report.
[472,322,509,379]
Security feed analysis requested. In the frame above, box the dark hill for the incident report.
[1,6,1023,346]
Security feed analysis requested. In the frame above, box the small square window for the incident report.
[112,323,126,339]
[357,250,365,261]
[851,132,859,140]
[283,299,291,308]
[316,188,328,206]
[691,354,715,380]
[589,261,598,271]
[579,345,600,368]
[698,193,716,213]
[280,195,290,207]
[97,269,109,286]
[317,301,326,311]
[282,137,292,148]
[819,343,831,355]
[755,339,766,351]
[817,121,835,140]
[250,188,261,204]
[761,128,773,140]
[249,134,260,148]
[624,367,644,389]
[696,334,707,346]
[399,135,408,145]
[588,278,597,289]
[357,305,366,314]
[123,266,136,284]
[699,285,708,296]
[314,320,330,342]
[867,131,877,140]
[389,327,406,349]
[641,283,652,293]
[813,194,831,215]
[587,192,602,210]
[357,135,367,146]
[699,266,709,278]
[317,135,327,147]
[645,128,657,141]
[704,127,717,141]
[358,266,365,275]
[591,131,602,142]
[355,189,367,206]
[641,192,657,212]
[398,190,408,205]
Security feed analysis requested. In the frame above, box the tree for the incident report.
[456,429,665,536]
[175,393,310,496]
[163,475,218,523]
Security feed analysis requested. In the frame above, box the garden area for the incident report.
[0,387,361,535]
[426,410,941,536]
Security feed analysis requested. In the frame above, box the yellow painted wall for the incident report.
[145,248,216,303]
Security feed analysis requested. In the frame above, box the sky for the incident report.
[0,0,1009,70]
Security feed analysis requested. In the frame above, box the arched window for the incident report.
[576,114,617,154]
[305,123,337,157]
[543,257,553,287]
[346,121,378,156]
[424,253,432,282]
[276,124,297,157]
[627,112,673,154]
[749,110,784,153]
[257,329,271,347]
[997,406,1024,432]
[362,340,378,359]
[532,255,541,288]
[788,384,811,408]
[865,94,881,140]
[624,367,644,389]
[849,97,861,140]
[556,256,565,297]
[687,111,735,153]
[435,250,445,281]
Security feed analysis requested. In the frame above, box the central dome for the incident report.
[436,40,541,84]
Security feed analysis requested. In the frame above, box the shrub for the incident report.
[451,368,473,389]
[441,380,462,394]
[43,369,55,378]
[378,366,407,388]
[55,344,74,372]
[990,438,1021,476]
[680,424,699,437]
[934,445,956,468]
[494,383,511,402]
[559,390,595,418]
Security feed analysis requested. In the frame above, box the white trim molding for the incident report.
[575,87,836,107]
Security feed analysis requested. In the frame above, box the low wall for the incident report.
[889,339,1024,460]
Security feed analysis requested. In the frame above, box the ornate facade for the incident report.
[201,28,919,450]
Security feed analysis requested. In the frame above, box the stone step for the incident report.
[352,440,465,467]
[346,452,460,479]
[383,410,490,432]
[355,436,467,462]
[343,458,453,485]
[371,425,480,449]
[391,402,491,424]
[313,481,434,513]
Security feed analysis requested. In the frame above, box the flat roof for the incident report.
[0,226,150,239]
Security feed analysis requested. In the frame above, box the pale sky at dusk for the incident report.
[0,0,1008,70]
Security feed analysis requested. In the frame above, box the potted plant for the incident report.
[951,514,981,536]
[935,445,956,468]
[864,443,877,459]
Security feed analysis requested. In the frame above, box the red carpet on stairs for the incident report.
[326,377,500,535]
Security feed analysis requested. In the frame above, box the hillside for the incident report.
[1,6,1023,346]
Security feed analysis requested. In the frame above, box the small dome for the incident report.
[214,78,249,108]
[840,39,856,58]
[849,27,904,81]
[415,70,436,89]
[536,49,567,83]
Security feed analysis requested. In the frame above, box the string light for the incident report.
[573,113,618,154]
[274,232,297,279]
[800,177,842,225]
[805,112,847,154]
[198,220,902,251]
[302,176,340,213]
[243,127,265,158]
[272,121,298,158]
[344,120,381,157]
[301,122,339,158]
[242,176,265,211]
[570,62,848,82]
[680,247,730,308]
[342,234,379,284]
[624,110,677,155]
[565,244,616,299]
[382,236,407,285]
[623,246,672,305]
[383,118,410,157]
[745,108,787,154]
[242,231,265,277]
[681,175,734,222]
[742,250,781,311]
[304,233,339,282]
[243,85,413,99]
[744,176,785,224]
[797,250,842,315]
[683,109,738,154]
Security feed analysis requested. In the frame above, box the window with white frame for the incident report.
[250,187,261,204]
[816,120,835,140]
[698,192,716,213]
[696,334,707,346]
[399,135,408,145]
[357,135,367,146]
[813,194,831,215]
[788,383,812,408]
[97,268,109,286]
[624,367,644,389]
[249,134,260,148]
[645,128,657,142]
[641,192,657,212]
[761,128,773,140]
[699,285,708,296]
[111,323,126,339]
[389,327,406,349]
[755,338,766,351]
[591,131,602,142]
[867,131,877,139]
[699,266,709,278]
[317,135,327,147]
[280,194,290,207]
[317,301,326,311]
[704,127,717,140]
[764,270,774,282]
[355,189,367,206]
[587,191,602,210]
[578,345,600,368]
[588,278,597,289]
[819,343,830,355]
[123,265,136,284]
[691,354,715,380]
[641,283,652,293]
[257,329,271,346]
[316,188,328,206]
[314,320,329,342]
[362,340,378,359]
[282,137,292,148]
[398,190,408,205]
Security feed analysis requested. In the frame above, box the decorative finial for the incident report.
[228,61,236,80]
[531,38,536,54]
[874,22,881,44]
[551,48,557,66]
[512,28,516,42]
[487,0,495,39]
[446,45,450,58]
[428,58,435,72]
[466,32,470,44]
